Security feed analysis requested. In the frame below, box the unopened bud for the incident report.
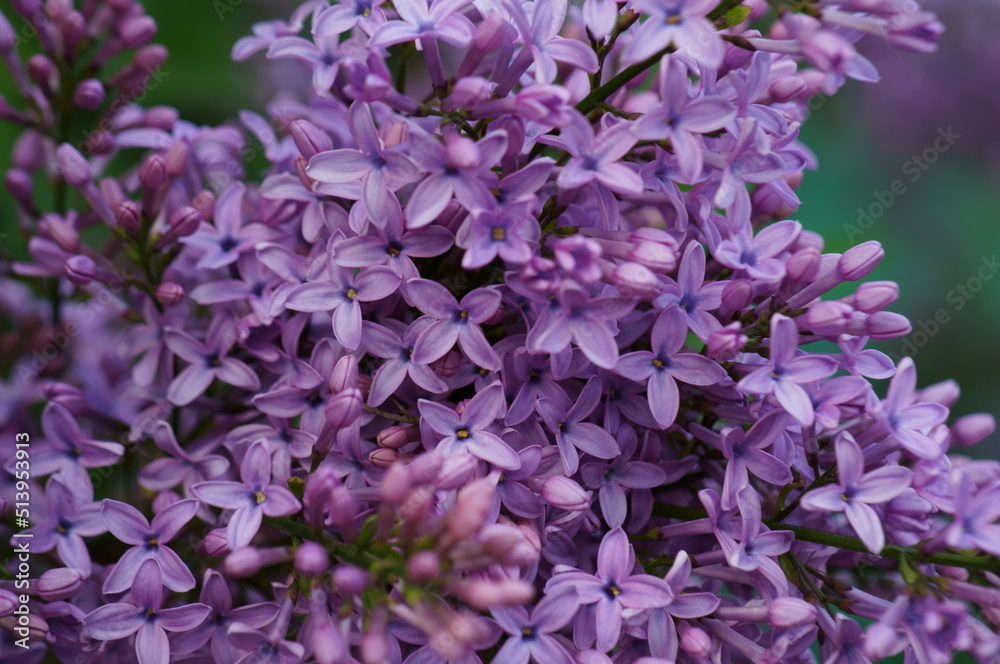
[325,387,363,428]
[156,282,185,307]
[56,143,92,188]
[368,447,400,468]
[292,120,333,160]
[73,79,105,111]
[118,15,156,48]
[65,255,97,286]
[951,413,996,448]
[542,475,590,511]
[169,205,201,237]
[329,355,359,393]
[139,154,168,189]
[769,598,817,628]
[839,241,884,281]
[406,551,440,584]
[115,200,141,235]
[38,568,85,601]
[331,564,370,593]
[377,425,414,449]
[295,541,329,578]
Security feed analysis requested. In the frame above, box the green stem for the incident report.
[575,45,674,115]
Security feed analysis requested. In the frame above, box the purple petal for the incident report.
[158,603,211,632]
[151,499,199,543]
[227,506,264,549]
[167,365,215,407]
[597,528,633,584]
[84,603,144,640]
[192,481,251,510]
[136,622,169,664]
[845,501,885,553]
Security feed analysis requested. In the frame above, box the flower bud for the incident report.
[433,350,462,378]
[292,120,333,160]
[377,425,414,449]
[379,463,412,505]
[0,590,18,617]
[838,241,884,281]
[43,382,86,414]
[225,547,265,577]
[447,477,495,540]
[118,15,157,48]
[443,76,491,112]
[10,0,41,17]
[768,598,817,628]
[12,131,44,170]
[37,568,86,601]
[82,130,115,155]
[785,247,821,283]
[164,141,189,176]
[368,447,400,468]
[73,79,105,110]
[27,54,57,90]
[803,301,855,336]
[61,11,87,55]
[199,528,231,556]
[865,311,910,340]
[361,611,390,664]
[611,262,661,299]
[435,454,479,491]
[850,281,899,313]
[139,154,168,189]
[169,205,201,238]
[152,491,182,515]
[864,622,899,661]
[706,322,747,361]
[144,105,178,130]
[65,255,96,286]
[719,279,754,318]
[56,143,92,188]
[5,168,35,210]
[155,282,185,307]
[456,579,535,610]
[679,623,713,658]
[295,541,329,578]
[329,355,359,393]
[115,200,141,235]
[951,413,996,448]
[331,564,370,593]
[407,551,441,584]
[324,387,362,428]
[41,214,80,251]
[542,476,590,511]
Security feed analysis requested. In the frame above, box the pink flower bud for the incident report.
[379,463,412,504]
[368,447,400,468]
[679,623,713,658]
[444,76,492,112]
[377,425,414,449]
[838,241,884,281]
[542,476,590,511]
[332,564,370,593]
[65,255,96,286]
[144,104,178,130]
[407,551,441,584]
[73,79,105,111]
[769,75,807,103]
[707,322,747,362]
[865,311,910,340]
[329,355,359,393]
[325,387,362,428]
[164,142,189,176]
[27,54,57,89]
[12,131,44,170]
[951,413,996,447]
[139,154,168,189]
[785,247,821,283]
[435,454,480,491]
[361,611,390,664]
[155,282,184,307]
[612,262,661,299]
[768,598,817,628]
[448,477,496,540]
[0,590,18,616]
[5,168,35,210]
[804,301,855,336]
[169,206,201,238]
[225,547,265,577]
[295,541,329,577]
[445,133,481,170]
[456,579,535,610]
[719,279,754,318]
[850,281,899,313]
[41,214,80,251]
[115,200,141,235]
[37,568,85,601]
[199,528,231,556]
[118,15,156,48]
[292,120,333,160]
[434,350,462,378]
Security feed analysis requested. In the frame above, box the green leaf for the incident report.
[721,4,752,28]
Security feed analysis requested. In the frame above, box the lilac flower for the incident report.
[313,0,387,37]
[546,528,673,652]
[368,0,475,49]
[83,559,210,664]
[871,357,949,459]
[363,319,449,406]
[170,569,279,664]
[581,447,667,528]
[22,478,106,575]
[527,287,635,370]
[616,308,728,428]
[284,255,401,351]
[403,128,508,228]
[634,56,737,183]
[714,219,802,283]
[503,0,599,88]
[801,433,912,553]
[737,314,839,425]
[625,0,723,67]
[654,242,726,340]
[406,279,502,370]
[164,314,261,406]
[494,446,545,518]
[138,421,230,492]
[719,410,792,510]
[491,596,577,664]
[189,255,277,325]
[180,182,279,270]
[101,498,199,594]
[538,376,621,475]
[268,32,366,97]
[538,113,642,196]
[27,402,124,495]
[938,474,1000,557]
[456,201,537,269]
[306,101,419,222]
[333,214,454,281]
[419,382,521,470]
[191,440,302,549]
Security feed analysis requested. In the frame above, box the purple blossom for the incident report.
[180,183,279,270]
[406,279,503,370]
[22,478,106,575]
[164,314,261,406]
[538,113,642,196]
[25,403,124,495]
[419,382,521,470]
[538,377,620,476]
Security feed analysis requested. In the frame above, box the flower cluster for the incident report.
[1,1,997,664]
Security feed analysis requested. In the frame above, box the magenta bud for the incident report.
[433,350,462,378]
[11,0,41,18]
[377,425,414,449]
[457,579,535,610]
[443,76,491,112]
[803,301,855,336]
[448,477,495,540]
[331,564,370,593]
[785,247,821,283]
[73,79,105,110]
[769,598,817,628]
[139,154,168,189]
[325,387,362,428]
[5,168,34,208]
[865,311,910,340]
[292,120,333,160]
[379,463,412,504]
[152,491,181,515]
[164,141,189,176]
[225,547,264,577]
[65,255,97,286]
[118,15,157,48]
[135,45,169,73]
[629,228,678,272]
[192,190,215,219]
[144,105,178,130]
[61,11,87,53]
[12,131,44,170]
[951,413,995,447]
[917,379,960,408]
[155,282,184,307]
[769,75,806,103]
[169,205,201,237]
[81,130,115,155]
[473,11,507,50]
[706,322,747,362]
[295,541,330,577]
[542,476,590,511]
[612,262,661,298]
[839,240,884,281]
[719,279,755,317]
[115,200,141,235]
[27,54,57,89]
[56,143,92,188]
[199,528,231,556]
[41,214,80,251]
[329,355,359,393]
[679,623,713,658]
[864,623,899,661]
[0,590,18,615]
[368,447,400,468]
[850,281,899,313]
[406,551,441,584]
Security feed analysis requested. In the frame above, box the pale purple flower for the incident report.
[527,287,635,370]
[801,432,912,553]
[653,242,726,340]
[538,376,620,475]
[268,32,366,97]
[625,0,723,67]
[538,113,641,196]
[419,382,521,470]
[191,439,302,549]
[83,559,210,664]
[938,474,1000,557]
[719,410,792,510]
[616,307,727,428]
[503,0,599,87]
[406,279,502,370]
[363,319,449,406]
[333,213,454,280]
[22,478,106,575]
[368,0,475,49]
[138,421,230,492]
[714,219,802,284]
[313,0,387,37]
[101,498,200,594]
[456,201,537,269]
[871,356,948,459]
[180,182,279,270]
[164,314,261,406]
[491,596,577,664]
[581,449,667,528]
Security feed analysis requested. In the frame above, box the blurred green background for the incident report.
[0,0,998,454]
